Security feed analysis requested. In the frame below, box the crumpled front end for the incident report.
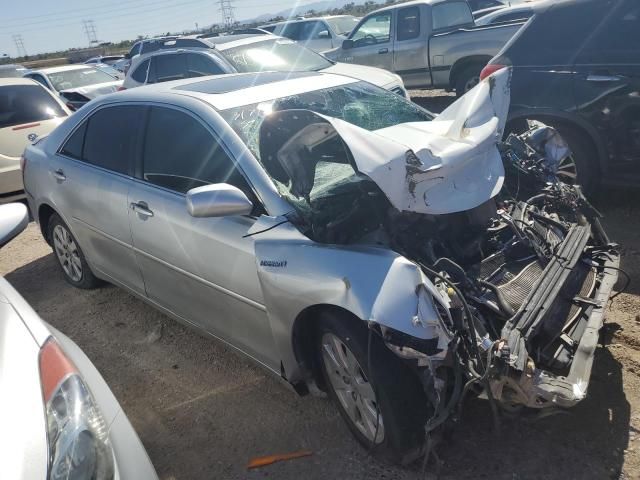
[255,68,620,422]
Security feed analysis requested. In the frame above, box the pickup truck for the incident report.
[323,0,523,95]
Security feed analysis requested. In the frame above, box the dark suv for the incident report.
[481,0,640,193]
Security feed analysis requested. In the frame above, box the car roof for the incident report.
[115,71,358,111]
[372,0,458,13]
[0,77,42,86]
[205,34,268,47]
[35,65,96,74]
[476,3,535,21]
[274,14,353,25]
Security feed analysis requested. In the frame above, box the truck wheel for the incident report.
[48,213,102,289]
[316,312,430,464]
[455,65,482,97]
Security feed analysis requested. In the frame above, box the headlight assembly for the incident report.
[39,338,114,480]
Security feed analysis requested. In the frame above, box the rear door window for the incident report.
[151,54,187,83]
[397,6,421,41]
[141,106,251,196]
[503,0,616,65]
[0,84,66,129]
[575,0,639,64]
[186,53,225,77]
[432,2,473,30]
[79,105,145,175]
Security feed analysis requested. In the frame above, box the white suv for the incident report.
[123,35,407,97]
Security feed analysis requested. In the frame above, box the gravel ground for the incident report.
[2,92,640,480]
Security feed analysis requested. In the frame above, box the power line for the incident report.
[82,19,99,45]
[219,0,236,29]
[12,34,27,57]
[3,0,211,33]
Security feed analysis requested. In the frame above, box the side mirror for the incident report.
[124,53,132,59]
[186,184,253,218]
[318,31,331,39]
[0,203,29,249]
[342,39,354,50]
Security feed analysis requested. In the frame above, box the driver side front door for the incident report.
[341,11,394,71]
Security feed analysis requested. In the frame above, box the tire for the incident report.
[47,213,102,289]
[316,312,430,464]
[454,65,482,97]
[507,119,599,195]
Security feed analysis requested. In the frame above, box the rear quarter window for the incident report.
[0,84,66,129]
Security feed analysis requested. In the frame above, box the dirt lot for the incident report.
[2,93,640,479]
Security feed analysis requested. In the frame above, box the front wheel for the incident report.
[317,313,430,464]
[506,119,599,195]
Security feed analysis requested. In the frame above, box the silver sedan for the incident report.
[23,70,620,464]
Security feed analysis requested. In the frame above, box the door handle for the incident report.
[130,202,154,217]
[378,48,389,54]
[586,74,623,82]
[52,169,66,181]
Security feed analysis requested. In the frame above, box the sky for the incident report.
[0,0,318,56]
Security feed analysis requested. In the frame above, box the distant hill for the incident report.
[244,0,371,24]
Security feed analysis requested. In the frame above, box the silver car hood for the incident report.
[60,80,122,99]
[319,68,511,215]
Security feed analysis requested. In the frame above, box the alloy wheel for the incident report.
[52,224,83,282]
[321,332,384,444]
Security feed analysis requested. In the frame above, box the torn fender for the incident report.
[249,216,449,382]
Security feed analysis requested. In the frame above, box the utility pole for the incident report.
[219,0,236,29]
[12,34,27,58]
[82,19,99,45]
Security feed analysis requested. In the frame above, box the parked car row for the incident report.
[123,34,407,96]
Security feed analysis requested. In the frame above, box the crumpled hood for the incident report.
[320,68,511,214]
[60,80,122,99]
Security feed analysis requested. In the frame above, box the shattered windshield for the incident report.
[220,81,433,219]
[221,81,432,159]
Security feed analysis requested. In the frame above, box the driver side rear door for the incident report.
[342,11,394,70]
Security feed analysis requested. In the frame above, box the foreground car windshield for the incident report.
[48,68,115,91]
[221,38,333,73]
[221,80,432,211]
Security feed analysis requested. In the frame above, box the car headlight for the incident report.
[39,338,114,480]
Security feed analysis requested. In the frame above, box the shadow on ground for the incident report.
[4,226,634,479]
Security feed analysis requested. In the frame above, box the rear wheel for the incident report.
[317,312,430,464]
[48,214,102,289]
